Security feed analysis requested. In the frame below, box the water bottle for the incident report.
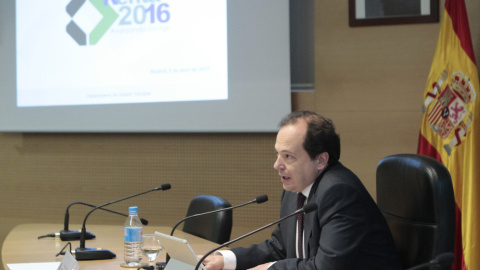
[124,206,143,267]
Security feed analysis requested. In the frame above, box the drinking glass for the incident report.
[141,234,163,267]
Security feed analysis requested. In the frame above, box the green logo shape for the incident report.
[89,0,119,45]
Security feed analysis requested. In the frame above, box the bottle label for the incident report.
[124,227,142,242]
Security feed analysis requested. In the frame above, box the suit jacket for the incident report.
[232,162,402,270]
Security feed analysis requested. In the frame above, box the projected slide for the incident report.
[16,0,228,107]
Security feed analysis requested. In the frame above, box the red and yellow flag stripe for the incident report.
[418,0,480,270]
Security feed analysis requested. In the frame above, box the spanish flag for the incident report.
[417,0,480,269]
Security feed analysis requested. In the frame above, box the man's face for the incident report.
[273,120,324,193]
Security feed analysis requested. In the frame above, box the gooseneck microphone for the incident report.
[38,202,149,241]
[195,202,318,270]
[164,194,268,264]
[74,184,171,260]
[170,194,268,236]
[406,253,455,270]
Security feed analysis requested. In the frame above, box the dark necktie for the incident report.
[297,193,306,258]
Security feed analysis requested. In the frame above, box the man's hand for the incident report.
[199,254,225,270]
[248,262,272,270]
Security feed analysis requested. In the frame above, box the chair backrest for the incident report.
[182,195,232,245]
[376,154,455,269]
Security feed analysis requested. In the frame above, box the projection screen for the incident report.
[0,0,291,132]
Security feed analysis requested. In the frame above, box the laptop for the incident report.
[154,232,206,270]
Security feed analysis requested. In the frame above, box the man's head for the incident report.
[274,111,341,192]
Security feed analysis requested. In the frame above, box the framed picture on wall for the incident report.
[349,0,439,27]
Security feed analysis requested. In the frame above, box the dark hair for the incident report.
[279,110,340,164]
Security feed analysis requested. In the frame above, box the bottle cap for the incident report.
[128,206,138,214]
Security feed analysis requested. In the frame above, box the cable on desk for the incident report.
[38,233,56,239]
[56,242,72,257]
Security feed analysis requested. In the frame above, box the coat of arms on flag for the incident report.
[418,0,480,269]
[423,70,477,155]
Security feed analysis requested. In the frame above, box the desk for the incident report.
[2,224,219,270]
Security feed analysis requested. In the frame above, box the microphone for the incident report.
[170,194,268,236]
[74,184,171,260]
[195,202,318,270]
[406,253,455,270]
[164,194,268,264]
[38,202,148,241]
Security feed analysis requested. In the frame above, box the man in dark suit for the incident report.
[203,111,402,270]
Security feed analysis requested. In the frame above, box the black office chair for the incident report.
[182,195,233,244]
[376,154,456,269]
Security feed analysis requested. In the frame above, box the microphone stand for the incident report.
[195,202,318,270]
[164,195,268,264]
[59,202,148,241]
[74,184,171,260]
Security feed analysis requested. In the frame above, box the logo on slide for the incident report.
[66,0,118,45]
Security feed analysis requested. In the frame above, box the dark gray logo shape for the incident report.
[66,0,87,45]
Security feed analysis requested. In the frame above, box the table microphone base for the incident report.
[75,247,116,260]
[60,230,95,241]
